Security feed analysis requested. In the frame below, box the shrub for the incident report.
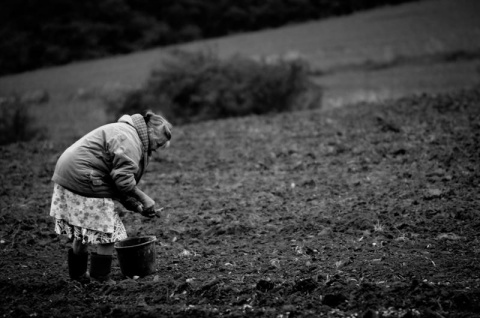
[0,96,46,145]
[114,50,322,124]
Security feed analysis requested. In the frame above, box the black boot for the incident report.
[68,248,89,282]
[90,252,113,282]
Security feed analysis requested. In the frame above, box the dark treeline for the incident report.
[0,0,417,76]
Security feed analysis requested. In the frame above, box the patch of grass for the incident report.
[0,97,47,145]
[373,220,385,233]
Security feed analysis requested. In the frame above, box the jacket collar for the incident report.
[130,114,149,154]
[119,114,150,173]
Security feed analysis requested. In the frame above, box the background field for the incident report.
[1,0,480,140]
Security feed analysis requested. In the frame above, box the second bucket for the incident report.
[114,236,157,277]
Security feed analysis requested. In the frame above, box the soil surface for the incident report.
[1,88,480,317]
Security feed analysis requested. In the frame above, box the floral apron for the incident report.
[50,183,127,245]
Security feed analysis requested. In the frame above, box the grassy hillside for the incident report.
[0,0,479,140]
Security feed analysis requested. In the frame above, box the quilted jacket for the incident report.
[52,115,149,199]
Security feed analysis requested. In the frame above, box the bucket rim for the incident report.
[114,235,157,249]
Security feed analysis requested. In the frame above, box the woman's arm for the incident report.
[107,133,142,195]
[132,187,155,209]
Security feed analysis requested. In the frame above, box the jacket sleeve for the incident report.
[107,133,143,195]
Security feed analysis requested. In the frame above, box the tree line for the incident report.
[0,0,418,76]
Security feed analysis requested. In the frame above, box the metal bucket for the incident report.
[114,236,157,277]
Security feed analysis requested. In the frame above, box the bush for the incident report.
[114,50,322,124]
[0,96,46,145]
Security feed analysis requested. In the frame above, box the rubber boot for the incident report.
[68,248,89,283]
[90,252,113,282]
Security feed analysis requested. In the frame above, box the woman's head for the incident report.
[144,111,172,153]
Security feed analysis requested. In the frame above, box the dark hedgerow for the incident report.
[114,50,322,124]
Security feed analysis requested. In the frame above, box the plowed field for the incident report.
[1,89,480,317]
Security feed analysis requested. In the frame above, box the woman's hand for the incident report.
[141,206,162,218]
[127,187,160,218]
[121,196,143,212]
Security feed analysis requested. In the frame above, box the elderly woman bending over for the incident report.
[50,111,172,282]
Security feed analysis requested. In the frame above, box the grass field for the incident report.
[0,0,480,139]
